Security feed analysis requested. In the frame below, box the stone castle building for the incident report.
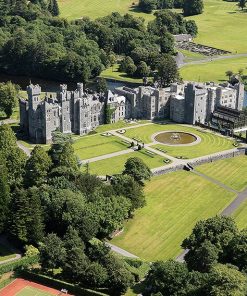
[19,81,245,143]
[19,83,126,143]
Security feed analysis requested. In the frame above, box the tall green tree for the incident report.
[0,157,10,233]
[0,124,27,185]
[48,0,59,16]
[123,157,152,185]
[156,54,179,87]
[24,145,52,187]
[111,174,145,212]
[0,82,19,118]
[182,216,238,264]
[207,264,247,296]
[9,187,44,244]
[183,0,204,16]
[145,260,190,295]
[39,233,66,273]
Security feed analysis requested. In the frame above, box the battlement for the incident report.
[27,84,41,96]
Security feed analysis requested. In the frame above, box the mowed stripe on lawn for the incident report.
[112,171,236,261]
[196,156,247,192]
[233,200,247,230]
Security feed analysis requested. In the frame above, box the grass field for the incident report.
[180,56,247,83]
[58,0,155,21]
[233,200,247,230]
[124,123,234,158]
[196,156,247,192]
[87,149,167,175]
[100,64,143,84]
[112,171,235,261]
[94,120,150,133]
[73,134,129,160]
[16,286,54,296]
[188,0,247,53]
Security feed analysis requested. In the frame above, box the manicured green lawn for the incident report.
[73,134,129,160]
[233,200,247,230]
[16,286,54,296]
[94,120,150,133]
[100,64,143,84]
[196,156,247,192]
[180,56,247,83]
[124,123,234,158]
[58,0,155,21]
[188,0,247,53]
[87,149,167,175]
[112,171,235,261]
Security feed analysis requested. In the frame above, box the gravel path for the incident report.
[105,242,139,258]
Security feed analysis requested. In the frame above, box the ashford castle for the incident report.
[19,81,246,143]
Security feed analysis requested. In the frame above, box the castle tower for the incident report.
[77,83,84,97]
[234,82,244,111]
[27,84,41,111]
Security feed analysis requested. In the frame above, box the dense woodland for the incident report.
[0,124,153,294]
[0,0,197,84]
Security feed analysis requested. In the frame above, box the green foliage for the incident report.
[0,124,27,185]
[104,105,116,124]
[183,0,204,16]
[139,0,157,13]
[185,240,219,272]
[111,174,146,212]
[48,0,60,16]
[39,233,66,272]
[0,157,10,233]
[135,61,150,78]
[0,81,19,118]
[24,145,52,187]
[156,54,179,87]
[9,187,44,245]
[24,245,40,257]
[208,264,247,296]
[123,157,152,185]
[0,255,39,276]
[96,77,107,93]
[145,260,190,295]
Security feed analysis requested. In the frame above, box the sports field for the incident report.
[0,278,65,296]
[124,123,234,158]
[196,155,247,192]
[88,149,167,175]
[72,134,129,160]
[112,171,236,261]
[233,200,247,230]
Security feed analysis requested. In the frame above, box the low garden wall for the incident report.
[188,148,246,168]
